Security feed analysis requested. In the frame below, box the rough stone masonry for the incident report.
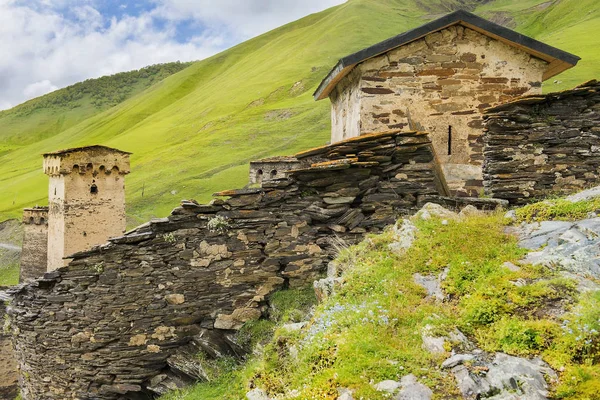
[8,131,448,399]
[483,80,600,203]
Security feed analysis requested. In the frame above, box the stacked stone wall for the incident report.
[483,80,600,203]
[8,130,447,399]
[0,290,18,399]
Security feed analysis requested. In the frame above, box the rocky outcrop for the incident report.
[7,130,449,399]
[483,80,600,203]
[519,218,600,281]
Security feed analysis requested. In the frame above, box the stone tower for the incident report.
[43,146,131,271]
[19,207,48,282]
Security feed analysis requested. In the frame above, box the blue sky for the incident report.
[0,0,345,109]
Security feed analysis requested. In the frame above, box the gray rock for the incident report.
[281,322,307,332]
[374,380,401,393]
[520,218,600,279]
[421,329,446,355]
[442,354,475,369]
[453,364,491,399]
[504,210,517,222]
[413,272,445,301]
[246,388,270,400]
[502,261,520,272]
[388,219,417,256]
[485,353,556,400]
[450,352,557,400]
[565,185,600,203]
[394,374,433,400]
[415,203,458,221]
[337,387,354,400]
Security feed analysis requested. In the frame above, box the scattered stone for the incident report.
[281,322,307,332]
[413,269,447,301]
[503,210,517,222]
[374,380,401,394]
[459,205,483,218]
[388,219,417,256]
[246,388,271,400]
[395,374,433,400]
[502,261,520,272]
[337,387,354,400]
[414,203,458,221]
[442,354,475,369]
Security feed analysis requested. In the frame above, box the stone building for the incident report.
[43,145,131,270]
[249,156,302,184]
[314,10,579,196]
[19,207,48,282]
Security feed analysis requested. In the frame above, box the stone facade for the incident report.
[483,80,600,203]
[20,207,48,282]
[249,157,302,185]
[329,26,547,196]
[44,146,130,271]
[8,131,449,399]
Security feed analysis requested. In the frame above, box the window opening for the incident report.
[448,126,453,156]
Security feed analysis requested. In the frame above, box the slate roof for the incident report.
[314,10,580,100]
[43,145,132,157]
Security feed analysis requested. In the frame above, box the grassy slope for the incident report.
[164,205,599,399]
[0,0,599,224]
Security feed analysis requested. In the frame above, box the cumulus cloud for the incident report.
[0,0,346,110]
[153,0,346,38]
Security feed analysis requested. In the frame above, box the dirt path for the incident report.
[0,243,20,252]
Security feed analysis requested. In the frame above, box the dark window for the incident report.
[90,184,98,194]
[270,170,277,178]
[448,126,452,156]
[40,217,45,225]
[29,217,34,224]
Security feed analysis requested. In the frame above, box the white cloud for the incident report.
[153,0,346,38]
[23,80,59,98]
[0,0,346,110]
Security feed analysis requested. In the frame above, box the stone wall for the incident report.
[483,80,600,203]
[44,146,130,271]
[8,130,447,399]
[330,26,547,196]
[20,207,48,283]
[0,289,18,400]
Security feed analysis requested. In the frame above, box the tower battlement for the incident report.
[42,145,131,271]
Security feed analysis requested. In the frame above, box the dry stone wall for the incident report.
[0,289,18,400]
[483,80,600,203]
[8,130,446,399]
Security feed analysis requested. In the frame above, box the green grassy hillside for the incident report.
[0,0,598,224]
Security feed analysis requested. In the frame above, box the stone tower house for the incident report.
[43,146,131,270]
[19,207,48,282]
[314,10,579,196]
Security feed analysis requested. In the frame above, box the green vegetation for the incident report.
[0,0,599,224]
[0,257,19,287]
[0,220,22,286]
[515,197,600,222]
[162,211,599,399]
